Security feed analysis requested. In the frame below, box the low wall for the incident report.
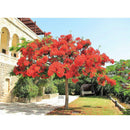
[42,93,59,99]
[17,96,43,103]
[11,93,59,103]
[109,95,126,111]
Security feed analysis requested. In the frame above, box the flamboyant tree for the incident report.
[13,32,116,109]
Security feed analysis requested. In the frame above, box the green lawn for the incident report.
[47,96,123,115]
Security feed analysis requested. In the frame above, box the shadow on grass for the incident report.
[83,105,102,108]
[47,107,83,115]
[56,107,82,111]
[80,95,109,99]
[47,105,103,115]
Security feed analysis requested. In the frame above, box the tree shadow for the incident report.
[80,96,109,99]
[56,107,82,110]
[0,102,58,115]
[83,105,102,108]
[47,106,83,115]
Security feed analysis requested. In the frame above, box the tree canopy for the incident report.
[12,32,116,109]
[12,32,116,86]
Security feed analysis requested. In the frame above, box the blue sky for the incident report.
[31,18,130,63]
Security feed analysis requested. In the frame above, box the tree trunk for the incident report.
[65,78,69,109]
[101,86,103,96]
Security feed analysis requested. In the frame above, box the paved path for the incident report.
[0,95,79,116]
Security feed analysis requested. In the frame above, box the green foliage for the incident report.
[74,84,81,95]
[109,75,130,102]
[10,69,16,76]
[27,84,38,99]
[56,82,65,95]
[12,72,57,98]
[123,109,130,115]
[13,77,39,100]
[77,75,102,95]
[37,86,43,96]
[9,46,15,51]
[45,76,58,94]
[45,85,58,94]
[106,59,130,103]
[54,78,80,95]
[54,75,99,95]
[34,78,48,96]
[9,37,34,52]
[68,82,76,95]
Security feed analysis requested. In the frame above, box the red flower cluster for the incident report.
[13,32,116,86]
[74,54,85,67]
[72,78,79,83]
[97,74,116,86]
[45,32,51,36]
[48,62,65,78]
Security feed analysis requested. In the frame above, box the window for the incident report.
[5,78,10,92]
[2,49,6,54]
[11,34,19,57]
[0,27,10,55]
[14,53,16,57]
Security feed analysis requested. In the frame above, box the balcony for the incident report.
[0,52,18,66]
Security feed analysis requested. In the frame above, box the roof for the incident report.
[18,18,45,35]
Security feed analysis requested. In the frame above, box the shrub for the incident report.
[45,77,58,94]
[37,86,44,96]
[35,78,48,96]
[56,80,81,95]
[68,83,76,95]
[55,76,99,95]
[74,84,81,95]
[105,75,130,103]
[27,84,39,99]
[13,77,38,100]
[105,59,130,103]
[45,85,58,94]
[56,82,65,95]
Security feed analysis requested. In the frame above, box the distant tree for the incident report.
[106,59,130,82]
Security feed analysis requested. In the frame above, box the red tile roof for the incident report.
[18,18,45,35]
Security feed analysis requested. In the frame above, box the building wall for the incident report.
[0,62,18,102]
[0,18,41,102]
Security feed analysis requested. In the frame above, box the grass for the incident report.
[123,109,130,115]
[47,96,123,115]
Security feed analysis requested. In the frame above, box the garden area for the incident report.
[47,96,123,115]
[10,32,130,115]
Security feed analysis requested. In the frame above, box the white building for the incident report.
[0,18,44,102]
